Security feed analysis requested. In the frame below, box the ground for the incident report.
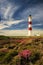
[0,35,43,65]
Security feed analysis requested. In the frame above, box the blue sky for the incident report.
[0,0,43,36]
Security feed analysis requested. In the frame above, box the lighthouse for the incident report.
[28,15,32,36]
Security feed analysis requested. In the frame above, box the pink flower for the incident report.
[18,50,31,59]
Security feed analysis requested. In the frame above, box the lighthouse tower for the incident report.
[28,15,32,36]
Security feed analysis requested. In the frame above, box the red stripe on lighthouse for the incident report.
[28,27,32,30]
[28,21,32,24]
[29,22,32,24]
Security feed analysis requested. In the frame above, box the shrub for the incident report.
[30,52,41,64]
[0,51,7,62]
[0,35,9,40]
[3,50,18,63]
[18,50,31,65]
[0,52,7,56]
[18,50,31,59]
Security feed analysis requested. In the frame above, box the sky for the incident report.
[0,0,43,36]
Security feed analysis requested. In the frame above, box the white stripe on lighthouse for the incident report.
[28,24,32,28]
[28,17,32,21]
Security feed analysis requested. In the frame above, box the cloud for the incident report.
[3,4,12,19]
[0,0,7,3]
[0,30,28,36]
[0,20,24,29]
[0,0,43,31]
[19,4,43,22]
[32,23,43,26]
[0,0,20,20]
[0,29,43,36]
[0,24,8,29]
[3,5,19,20]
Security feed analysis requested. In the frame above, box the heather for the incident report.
[0,36,43,65]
